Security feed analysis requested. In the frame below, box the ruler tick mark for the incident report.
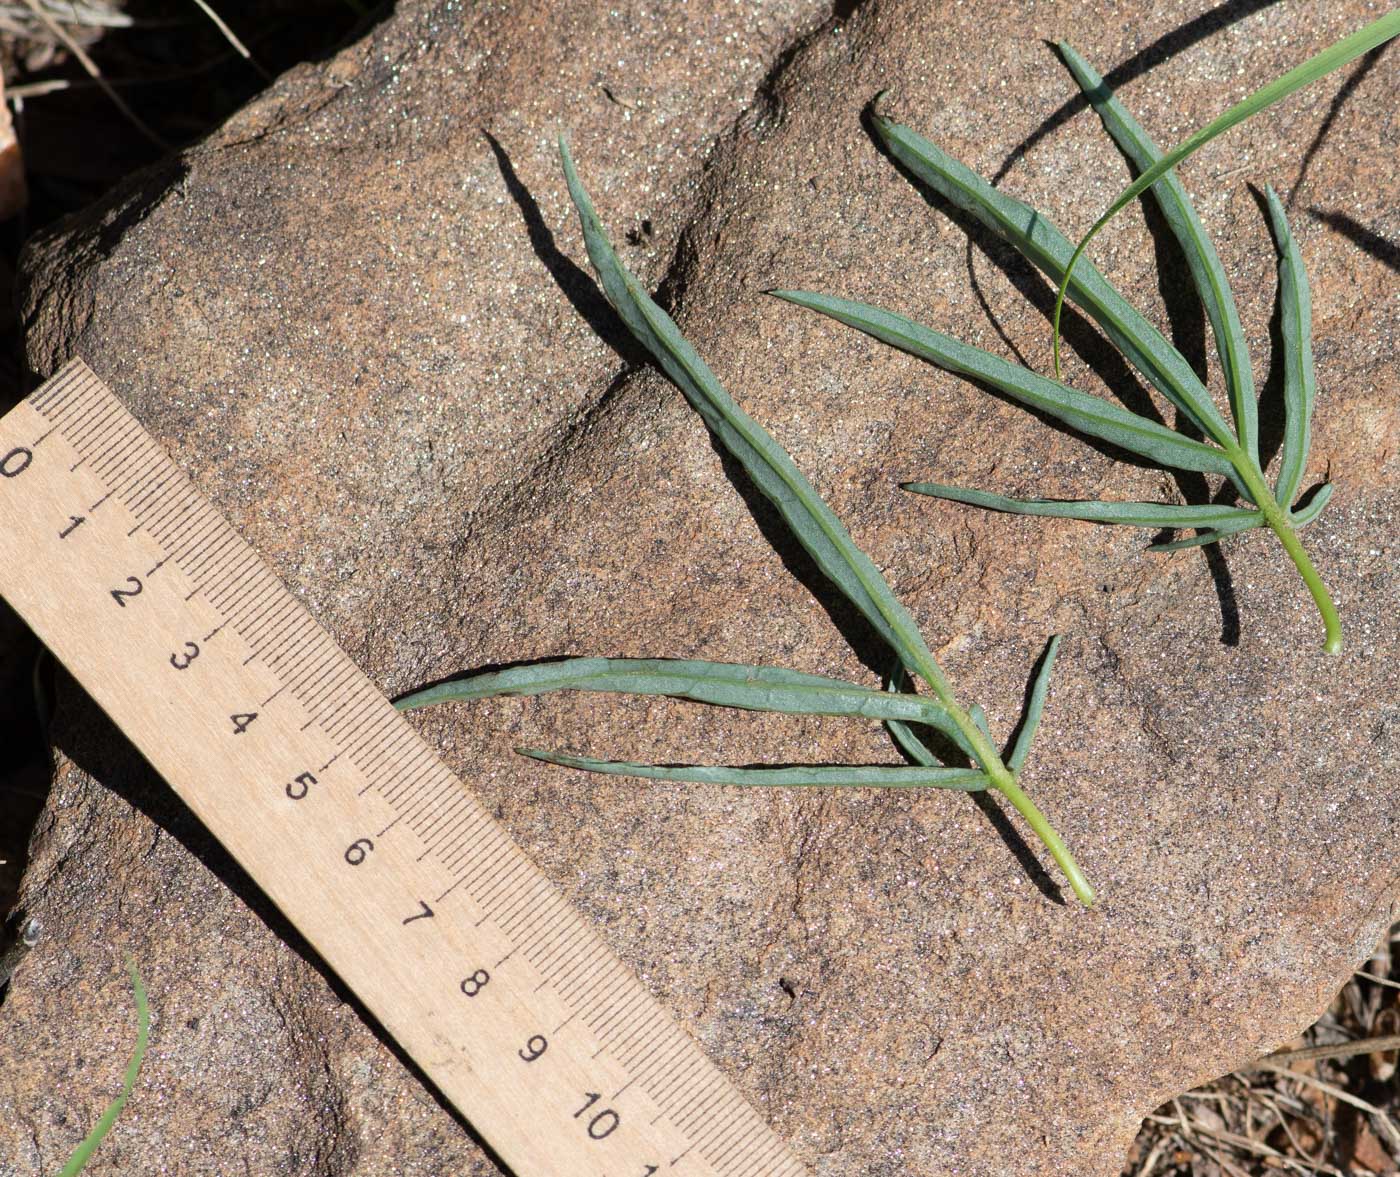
[317,753,340,773]
[32,426,56,446]
[433,878,464,904]
[88,492,112,511]
[259,685,287,708]
[203,625,223,642]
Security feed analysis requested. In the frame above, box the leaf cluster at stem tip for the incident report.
[776,13,1400,656]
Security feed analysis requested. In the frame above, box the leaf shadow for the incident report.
[1309,208,1400,273]
[483,129,650,369]
[864,95,1242,646]
[1288,42,1391,209]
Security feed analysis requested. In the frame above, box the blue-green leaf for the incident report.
[519,747,992,790]
[1058,41,1256,464]
[396,656,969,744]
[1264,185,1316,509]
[871,115,1236,449]
[1008,636,1060,773]
[1288,480,1332,528]
[903,481,1262,530]
[773,290,1238,479]
[561,140,953,695]
[1146,512,1264,551]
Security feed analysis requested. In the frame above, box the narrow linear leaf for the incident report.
[774,290,1238,479]
[1007,635,1060,773]
[395,655,967,741]
[1289,480,1332,528]
[519,747,992,790]
[884,661,974,766]
[872,115,1235,448]
[903,481,1262,530]
[1264,184,1316,509]
[1054,10,1400,376]
[58,961,149,1177]
[1058,41,1257,463]
[561,141,953,695]
[1146,512,1263,551]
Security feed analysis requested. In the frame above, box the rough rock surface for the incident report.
[3,2,1399,1174]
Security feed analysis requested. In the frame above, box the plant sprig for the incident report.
[57,959,149,1177]
[397,143,1096,907]
[773,22,1391,654]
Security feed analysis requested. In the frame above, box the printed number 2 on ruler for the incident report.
[0,359,810,1177]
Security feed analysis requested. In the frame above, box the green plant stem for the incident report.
[1227,448,1342,654]
[910,656,1095,908]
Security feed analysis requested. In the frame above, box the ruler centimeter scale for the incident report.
[0,359,810,1177]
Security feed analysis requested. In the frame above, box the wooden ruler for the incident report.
[0,359,809,1177]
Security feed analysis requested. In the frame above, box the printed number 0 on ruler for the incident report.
[0,359,810,1177]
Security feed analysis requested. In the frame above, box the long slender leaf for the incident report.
[1288,480,1332,528]
[1058,41,1257,463]
[902,481,1262,530]
[1008,636,1060,773]
[58,961,149,1177]
[883,660,976,764]
[1264,184,1316,508]
[395,656,969,744]
[773,290,1238,478]
[1054,10,1400,376]
[873,116,1235,449]
[519,747,992,790]
[561,141,953,695]
[1147,512,1264,551]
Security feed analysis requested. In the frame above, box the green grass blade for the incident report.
[1058,41,1257,463]
[1289,480,1332,527]
[1146,513,1264,551]
[395,655,970,741]
[903,481,1262,530]
[519,747,992,790]
[1264,184,1316,508]
[1007,635,1060,773]
[560,141,953,696]
[1053,11,1400,379]
[872,115,1234,447]
[58,960,149,1177]
[774,290,1238,478]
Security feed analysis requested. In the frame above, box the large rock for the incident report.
[4,2,1398,1174]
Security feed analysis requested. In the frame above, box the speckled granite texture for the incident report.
[3,1,1398,1174]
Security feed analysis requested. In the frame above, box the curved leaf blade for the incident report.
[1007,635,1060,773]
[774,290,1238,478]
[57,961,150,1177]
[395,655,967,741]
[884,659,975,764]
[872,115,1234,448]
[1146,512,1263,551]
[1264,185,1316,508]
[560,141,952,694]
[1288,480,1332,528]
[1054,10,1400,377]
[519,747,992,790]
[903,481,1262,530]
[1058,41,1257,463]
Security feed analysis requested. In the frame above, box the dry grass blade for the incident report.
[18,0,170,151]
[187,0,271,81]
